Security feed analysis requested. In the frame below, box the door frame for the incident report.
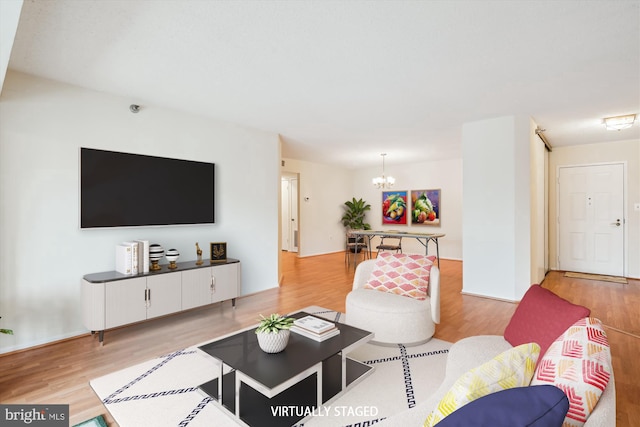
[555,161,628,277]
[280,172,300,253]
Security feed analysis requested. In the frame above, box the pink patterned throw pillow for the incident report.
[531,317,612,427]
[363,252,436,300]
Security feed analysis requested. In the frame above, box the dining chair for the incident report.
[375,235,402,256]
[345,231,370,267]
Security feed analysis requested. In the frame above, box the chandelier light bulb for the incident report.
[372,153,395,189]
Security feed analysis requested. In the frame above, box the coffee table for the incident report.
[197,311,374,426]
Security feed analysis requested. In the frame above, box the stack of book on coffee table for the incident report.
[290,315,340,342]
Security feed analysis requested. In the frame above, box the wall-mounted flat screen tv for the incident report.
[80,148,215,228]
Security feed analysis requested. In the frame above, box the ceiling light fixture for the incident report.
[372,153,395,189]
[604,114,635,131]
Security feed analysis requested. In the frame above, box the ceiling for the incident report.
[6,0,640,169]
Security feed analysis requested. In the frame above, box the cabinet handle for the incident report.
[211,275,216,293]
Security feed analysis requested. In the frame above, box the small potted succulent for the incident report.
[255,313,294,353]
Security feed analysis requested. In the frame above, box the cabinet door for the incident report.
[146,273,182,319]
[82,279,105,330]
[181,268,214,310]
[105,277,147,328]
[211,263,240,303]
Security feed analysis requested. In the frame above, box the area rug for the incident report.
[90,306,451,427]
[564,271,628,284]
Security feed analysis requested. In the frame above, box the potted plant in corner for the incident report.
[342,198,371,255]
[0,317,13,335]
[341,197,372,231]
[255,313,294,353]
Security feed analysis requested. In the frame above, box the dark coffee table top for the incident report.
[198,312,372,389]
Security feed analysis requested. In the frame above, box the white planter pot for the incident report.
[256,330,290,353]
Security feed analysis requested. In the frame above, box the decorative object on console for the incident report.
[411,189,440,226]
[148,244,164,271]
[195,242,203,265]
[165,249,179,269]
[255,313,294,353]
[382,191,407,224]
[115,243,134,275]
[135,239,150,273]
[121,241,140,274]
[210,242,227,263]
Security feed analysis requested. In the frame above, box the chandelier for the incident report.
[372,153,395,189]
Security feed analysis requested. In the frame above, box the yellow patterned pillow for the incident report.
[424,342,541,426]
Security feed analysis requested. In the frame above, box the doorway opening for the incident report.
[281,173,299,253]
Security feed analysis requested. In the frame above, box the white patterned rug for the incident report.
[90,306,451,427]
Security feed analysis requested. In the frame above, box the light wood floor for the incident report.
[0,252,638,426]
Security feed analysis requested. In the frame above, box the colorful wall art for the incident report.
[382,191,408,225]
[411,189,440,226]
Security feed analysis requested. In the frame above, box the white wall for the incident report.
[0,71,281,353]
[0,0,22,95]
[462,116,534,301]
[548,139,640,278]
[281,158,353,257]
[352,157,463,260]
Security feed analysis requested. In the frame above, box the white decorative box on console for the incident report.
[82,259,241,344]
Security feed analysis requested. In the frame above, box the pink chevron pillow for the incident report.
[531,317,611,427]
[364,252,436,300]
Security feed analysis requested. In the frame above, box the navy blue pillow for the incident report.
[436,385,569,427]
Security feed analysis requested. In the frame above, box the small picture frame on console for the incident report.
[210,242,227,263]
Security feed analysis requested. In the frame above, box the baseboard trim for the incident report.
[460,291,519,304]
[602,325,640,340]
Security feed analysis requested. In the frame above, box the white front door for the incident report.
[558,163,624,276]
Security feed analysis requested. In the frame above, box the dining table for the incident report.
[349,229,445,266]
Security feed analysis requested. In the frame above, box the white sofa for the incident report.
[377,332,616,426]
[345,258,440,345]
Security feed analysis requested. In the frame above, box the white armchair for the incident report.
[346,258,440,345]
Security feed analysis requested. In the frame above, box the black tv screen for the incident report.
[80,148,215,228]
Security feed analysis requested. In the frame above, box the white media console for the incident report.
[81,259,241,343]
